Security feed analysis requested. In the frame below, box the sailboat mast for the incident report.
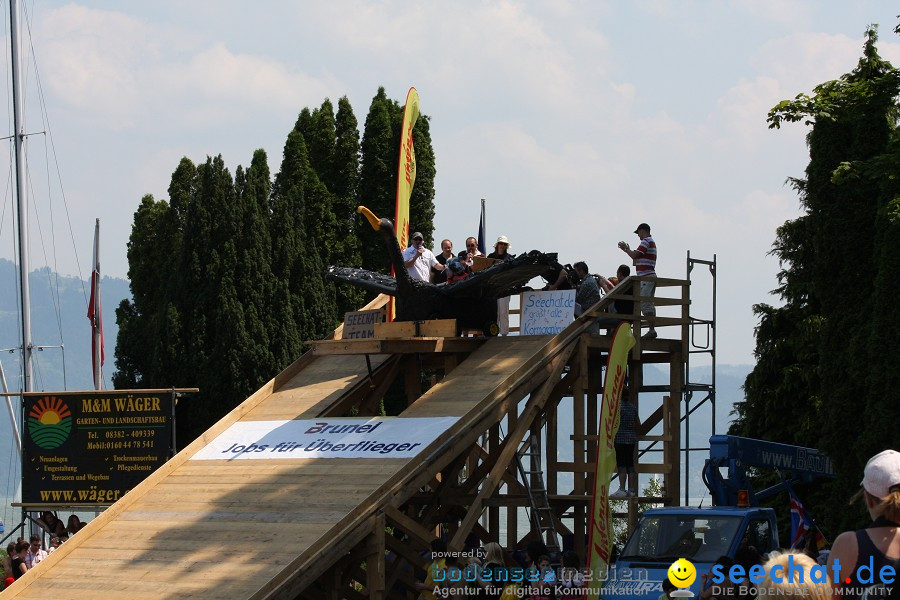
[9,0,33,393]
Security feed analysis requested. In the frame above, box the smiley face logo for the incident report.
[667,558,696,588]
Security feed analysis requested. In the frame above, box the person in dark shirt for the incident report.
[610,393,640,498]
[596,265,634,335]
[433,239,454,284]
[828,450,900,600]
[11,541,28,580]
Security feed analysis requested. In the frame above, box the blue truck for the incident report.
[602,435,835,599]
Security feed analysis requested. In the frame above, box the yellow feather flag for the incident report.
[586,321,635,599]
[390,86,419,320]
[394,86,419,252]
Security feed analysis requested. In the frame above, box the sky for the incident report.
[1,0,898,366]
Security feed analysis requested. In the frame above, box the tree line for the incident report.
[113,87,436,442]
[731,25,900,533]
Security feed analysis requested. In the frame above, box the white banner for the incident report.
[519,289,575,335]
[190,417,459,460]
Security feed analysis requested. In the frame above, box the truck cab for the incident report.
[604,506,778,599]
[601,436,834,600]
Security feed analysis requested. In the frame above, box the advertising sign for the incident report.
[587,322,636,600]
[23,391,172,505]
[191,417,459,460]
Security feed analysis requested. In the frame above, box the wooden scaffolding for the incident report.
[7,273,698,600]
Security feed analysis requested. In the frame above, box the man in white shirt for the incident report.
[24,534,48,568]
[402,231,444,282]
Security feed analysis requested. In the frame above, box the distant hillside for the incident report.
[0,258,131,391]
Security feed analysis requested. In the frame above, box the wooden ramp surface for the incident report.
[4,335,556,600]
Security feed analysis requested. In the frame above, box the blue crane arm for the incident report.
[702,435,835,506]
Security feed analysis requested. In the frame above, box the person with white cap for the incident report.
[402,231,444,282]
[488,236,514,335]
[827,449,900,599]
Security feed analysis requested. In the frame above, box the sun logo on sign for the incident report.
[28,396,73,449]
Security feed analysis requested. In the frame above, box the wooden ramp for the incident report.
[5,333,577,600]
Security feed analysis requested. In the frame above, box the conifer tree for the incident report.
[358,88,438,272]
[269,131,307,366]
[332,96,365,314]
[234,150,277,385]
[300,100,337,188]
[408,114,437,244]
[358,87,397,274]
[113,194,175,387]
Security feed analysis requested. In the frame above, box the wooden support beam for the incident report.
[318,355,399,417]
[404,355,421,406]
[384,532,428,570]
[366,514,386,600]
[312,338,485,355]
[449,346,575,550]
[357,356,405,416]
[489,423,500,538]
[383,506,436,550]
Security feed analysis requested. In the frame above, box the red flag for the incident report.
[87,219,104,390]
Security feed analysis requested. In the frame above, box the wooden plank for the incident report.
[420,319,456,338]
[254,516,376,600]
[375,321,417,339]
[311,338,484,355]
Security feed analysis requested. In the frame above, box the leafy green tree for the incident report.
[733,26,900,532]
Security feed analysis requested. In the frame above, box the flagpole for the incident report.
[481,198,486,253]
[91,218,102,390]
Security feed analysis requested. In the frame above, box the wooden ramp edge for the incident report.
[6,295,607,600]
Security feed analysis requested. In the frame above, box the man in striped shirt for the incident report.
[618,223,657,339]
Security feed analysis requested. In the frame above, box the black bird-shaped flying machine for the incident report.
[325,206,563,335]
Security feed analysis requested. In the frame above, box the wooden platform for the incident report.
[5,336,557,600]
[9,276,693,599]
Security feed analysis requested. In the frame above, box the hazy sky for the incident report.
[1,1,898,365]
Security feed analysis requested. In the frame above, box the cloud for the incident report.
[36,4,336,130]
[730,0,811,26]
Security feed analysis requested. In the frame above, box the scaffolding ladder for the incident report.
[515,431,561,554]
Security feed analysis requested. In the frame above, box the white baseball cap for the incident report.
[860,449,900,498]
